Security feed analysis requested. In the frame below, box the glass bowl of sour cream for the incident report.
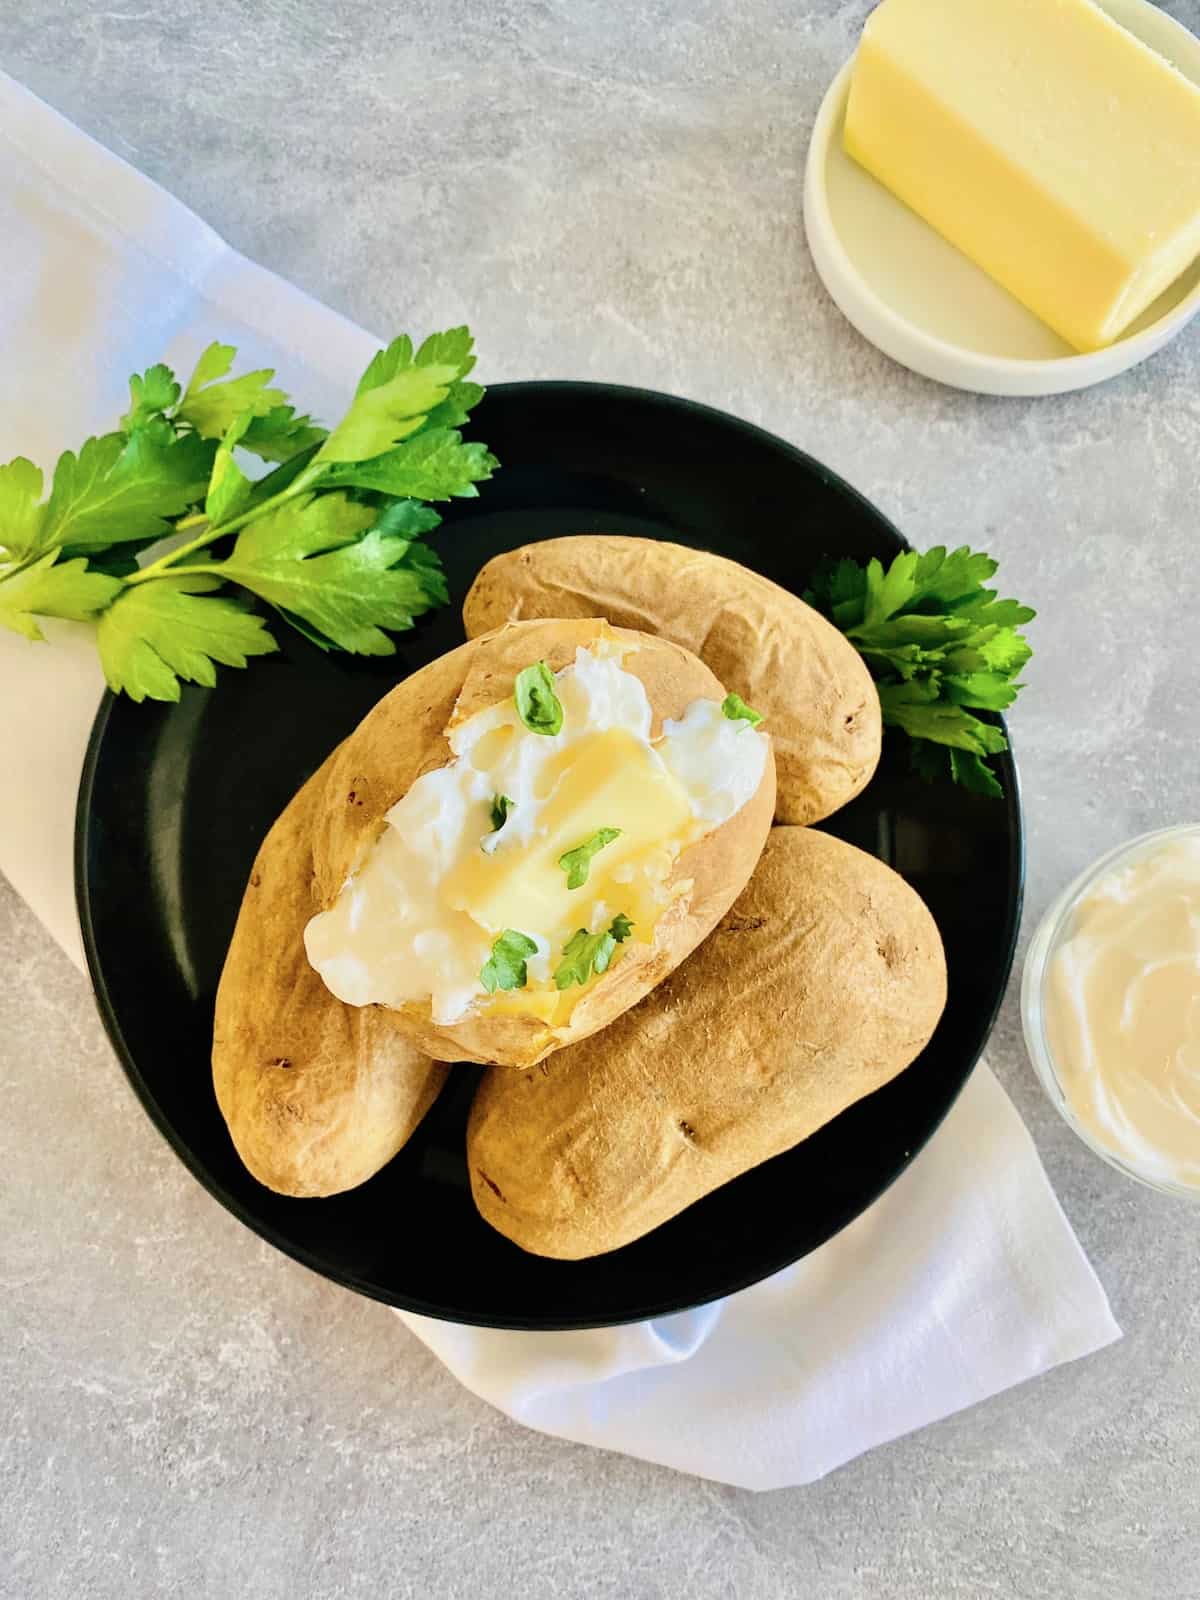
[1022,823,1200,1199]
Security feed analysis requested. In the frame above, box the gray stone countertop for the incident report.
[2,2,1199,1595]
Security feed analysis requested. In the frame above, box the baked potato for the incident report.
[467,826,947,1257]
[462,536,881,826]
[212,768,449,1198]
[219,616,775,1083]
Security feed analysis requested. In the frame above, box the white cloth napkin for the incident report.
[0,71,1120,1491]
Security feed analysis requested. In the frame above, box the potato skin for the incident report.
[212,768,448,1198]
[224,617,775,1075]
[462,536,881,826]
[467,827,947,1258]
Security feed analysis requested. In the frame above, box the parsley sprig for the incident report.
[0,329,496,701]
[805,545,1034,799]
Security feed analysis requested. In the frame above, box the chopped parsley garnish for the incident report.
[514,659,563,736]
[553,914,634,990]
[481,929,539,993]
[558,827,621,890]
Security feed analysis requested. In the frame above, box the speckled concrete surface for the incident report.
[2,2,1199,1595]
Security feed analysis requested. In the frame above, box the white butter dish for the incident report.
[803,0,1200,397]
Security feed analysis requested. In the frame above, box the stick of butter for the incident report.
[843,0,1200,352]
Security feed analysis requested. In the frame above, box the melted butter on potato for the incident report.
[303,644,769,1027]
[446,730,691,937]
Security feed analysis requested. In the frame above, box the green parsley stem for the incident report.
[126,465,321,585]
[124,527,217,585]
[0,549,46,583]
[153,563,225,579]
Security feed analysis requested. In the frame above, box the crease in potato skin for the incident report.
[462,536,882,827]
[466,826,947,1259]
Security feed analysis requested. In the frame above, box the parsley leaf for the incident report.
[942,672,1021,712]
[410,327,478,373]
[369,498,442,541]
[42,429,215,550]
[353,327,475,396]
[808,555,869,629]
[721,692,764,726]
[176,343,289,440]
[121,363,181,432]
[422,381,486,433]
[394,537,449,608]
[877,680,1009,755]
[908,741,1005,800]
[558,827,621,890]
[806,545,1033,798]
[515,660,564,736]
[96,573,277,702]
[0,457,47,560]
[949,749,1005,799]
[204,414,255,526]
[319,427,497,501]
[208,492,437,654]
[553,915,634,991]
[316,327,483,465]
[237,406,327,464]
[0,550,123,640]
[318,362,460,464]
[368,502,448,607]
[490,794,515,831]
[481,929,538,993]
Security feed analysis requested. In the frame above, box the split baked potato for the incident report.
[462,536,882,826]
[467,826,947,1258]
[215,615,777,1139]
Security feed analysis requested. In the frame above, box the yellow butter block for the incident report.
[447,727,692,941]
[843,0,1200,351]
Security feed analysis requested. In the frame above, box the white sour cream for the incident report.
[1043,835,1200,1191]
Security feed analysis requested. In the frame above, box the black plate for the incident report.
[76,382,1023,1330]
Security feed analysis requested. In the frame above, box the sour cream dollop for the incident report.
[1044,835,1200,1190]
